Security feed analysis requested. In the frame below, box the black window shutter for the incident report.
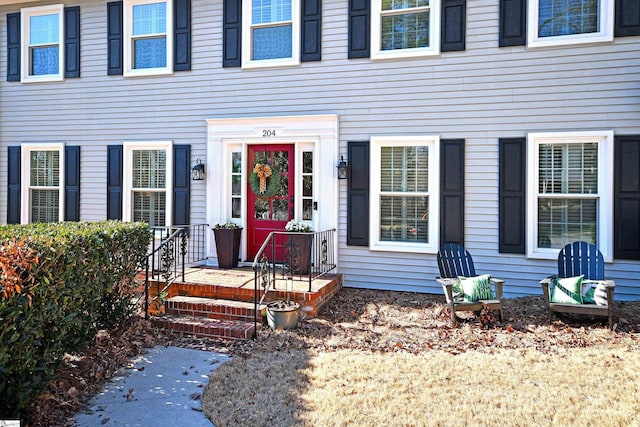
[348,0,370,59]
[499,0,526,47]
[173,144,191,226]
[441,0,466,52]
[440,139,464,246]
[223,0,242,67]
[107,1,123,75]
[7,146,21,224]
[64,146,81,221]
[7,12,20,82]
[347,141,369,246]
[64,6,81,78]
[174,0,191,71]
[301,0,322,62]
[614,135,640,260]
[615,0,640,37]
[499,138,526,254]
[107,145,123,220]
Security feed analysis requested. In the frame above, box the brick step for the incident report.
[171,282,258,303]
[165,296,265,322]
[151,314,257,340]
[168,281,315,304]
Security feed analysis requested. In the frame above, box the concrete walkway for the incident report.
[74,346,230,427]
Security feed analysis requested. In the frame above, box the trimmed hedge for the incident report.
[0,221,151,417]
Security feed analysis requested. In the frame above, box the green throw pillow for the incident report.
[551,275,584,304]
[582,283,596,304]
[459,274,494,302]
[451,280,464,302]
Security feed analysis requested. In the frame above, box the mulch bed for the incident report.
[23,288,640,426]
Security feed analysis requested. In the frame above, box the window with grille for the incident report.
[123,142,173,226]
[302,151,313,221]
[371,0,440,59]
[242,0,299,67]
[20,144,64,224]
[370,136,439,253]
[528,0,613,47]
[528,131,613,261]
[132,149,167,227]
[124,0,173,76]
[21,4,64,82]
[231,151,242,219]
[29,150,61,223]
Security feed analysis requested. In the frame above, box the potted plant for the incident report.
[284,220,313,275]
[263,220,313,330]
[266,300,301,330]
[213,221,242,269]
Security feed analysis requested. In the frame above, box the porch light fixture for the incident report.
[337,156,348,180]
[192,158,205,181]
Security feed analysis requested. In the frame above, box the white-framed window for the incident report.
[527,0,613,48]
[20,143,65,223]
[370,136,439,253]
[241,0,300,68]
[527,131,613,261]
[371,0,440,60]
[123,0,173,76]
[231,150,243,219]
[123,141,173,227]
[20,4,64,83]
[301,149,314,221]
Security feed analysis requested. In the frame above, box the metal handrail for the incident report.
[251,229,336,338]
[143,224,209,319]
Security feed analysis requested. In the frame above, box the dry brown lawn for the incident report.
[202,288,640,427]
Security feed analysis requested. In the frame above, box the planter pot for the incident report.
[287,233,313,275]
[266,300,300,330]
[214,228,242,269]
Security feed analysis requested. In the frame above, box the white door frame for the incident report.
[205,114,339,265]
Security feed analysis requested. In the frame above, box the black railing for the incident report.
[251,229,336,338]
[143,224,209,319]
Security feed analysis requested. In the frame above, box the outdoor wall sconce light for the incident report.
[337,156,348,180]
[192,158,205,181]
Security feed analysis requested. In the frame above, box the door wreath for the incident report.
[250,163,281,197]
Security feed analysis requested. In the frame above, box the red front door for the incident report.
[247,144,295,259]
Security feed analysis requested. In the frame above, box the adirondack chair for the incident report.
[540,241,616,329]
[436,243,504,326]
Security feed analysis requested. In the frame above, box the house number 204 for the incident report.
[262,129,277,137]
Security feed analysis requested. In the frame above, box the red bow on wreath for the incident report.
[253,163,272,194]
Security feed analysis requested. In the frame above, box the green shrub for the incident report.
[0,221,150,417]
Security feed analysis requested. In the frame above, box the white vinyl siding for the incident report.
[20,4,64,83]
[527,131,614,262]
[527,0,613,48]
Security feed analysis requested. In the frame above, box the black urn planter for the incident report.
[214,228,242,269]
[287,233,313,275]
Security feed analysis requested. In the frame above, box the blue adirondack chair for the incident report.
[540,241,616,329]
[436,243,504,326]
